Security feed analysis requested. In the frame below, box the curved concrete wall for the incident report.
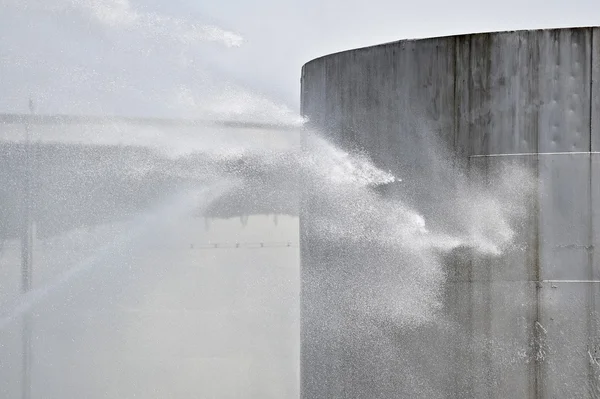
[300,27,600,398]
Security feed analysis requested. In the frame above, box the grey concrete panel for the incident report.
[309,37,456,171]
[538,154,593,280]
[467,153,597,282]
[593,154,600,282]
[302,58,329,132]
[456,29,592,157]
[456,32,542,156]
[593,28,600,152]
[444,281,537,398]
[466,156,540,282]
[537,29,592,153]
[453,35,472,160]
[538,282,600,398]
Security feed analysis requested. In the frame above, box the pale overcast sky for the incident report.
[197,0,600,107]
[1,0,599,119]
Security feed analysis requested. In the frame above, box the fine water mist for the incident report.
[1,118,532,327]
[0,1,538,398]
[0,112,533,398]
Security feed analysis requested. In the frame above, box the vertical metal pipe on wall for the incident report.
[21,100,35,399]
[300,26,600,398]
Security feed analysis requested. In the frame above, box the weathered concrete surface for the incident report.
[300,27,600,398]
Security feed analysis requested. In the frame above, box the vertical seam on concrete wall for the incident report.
[466,35,477,398]
[468,37,473,156]
[592,26,598,283]
[588,29,594,283]
[589,28,594,279]
[534,219,540,399]
[300,66,305,117]
[587,27,596,396]
[298,64,304,399]
[591,30,594,154]
[534,164,541,399]
[533,33,542,398]
[452,36,462,398]
[453,36,459,156]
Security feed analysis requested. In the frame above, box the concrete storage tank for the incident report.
[300,27,600,398]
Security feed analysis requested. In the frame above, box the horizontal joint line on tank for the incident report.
[469,151,600,158]
[541,280,600,284]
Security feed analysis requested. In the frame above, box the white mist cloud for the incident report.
[80,0,244,47]
[1,0,244,48]
[0,0,250,116]
[170,84,304,125]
